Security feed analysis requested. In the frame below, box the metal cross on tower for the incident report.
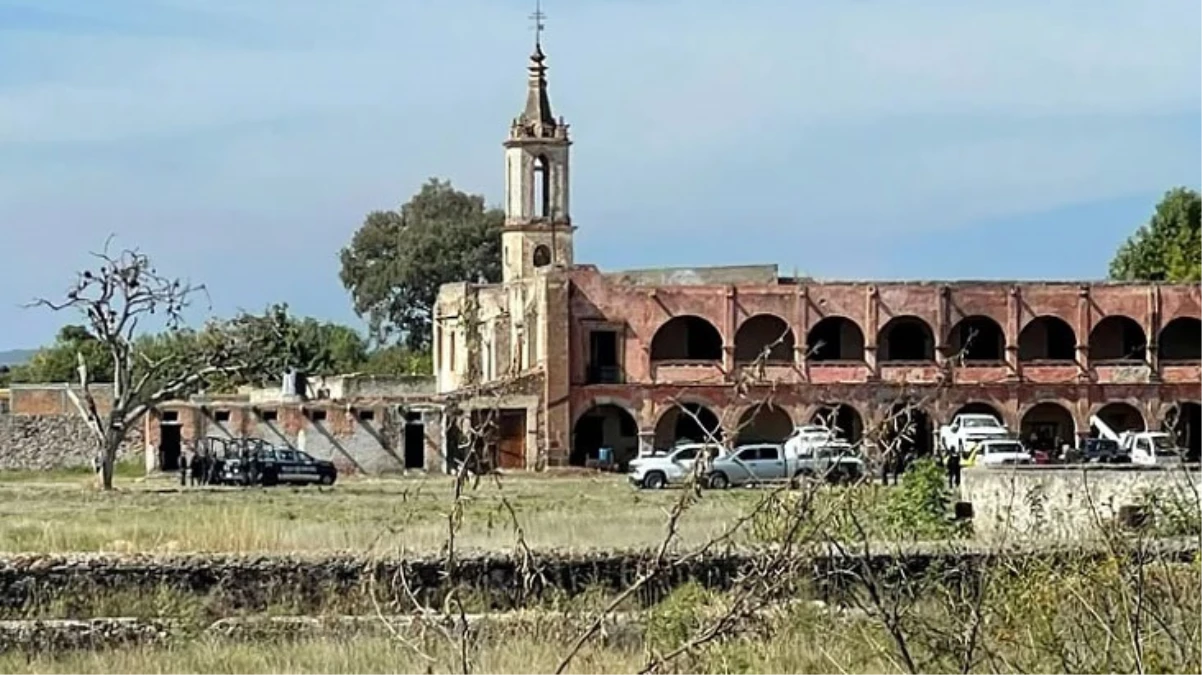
[529,0,546,46]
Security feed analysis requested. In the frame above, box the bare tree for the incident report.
[29,239,281,490]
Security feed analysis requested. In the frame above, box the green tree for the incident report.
[339,178,503,350]
[361,344,433,376]
[1109,187,1201,283]
[12,325,114,384]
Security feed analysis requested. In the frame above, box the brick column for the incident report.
[1006,286,1021,381]
[723,285,736,377]
[864,285,879,380]
[1075,284,1091,382]
[1147,285,1161,381]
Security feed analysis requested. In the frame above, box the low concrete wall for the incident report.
[0,413,142,471]
[962,465,1202,542]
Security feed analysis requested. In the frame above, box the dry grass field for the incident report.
[0,467,779,554]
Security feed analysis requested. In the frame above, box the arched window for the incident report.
[533,155,550,219]
[532,244,552,268]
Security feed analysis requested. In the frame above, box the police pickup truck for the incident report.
[220,446,338,487]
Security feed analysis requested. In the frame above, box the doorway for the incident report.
[404,412,425,470]
[159,423,182,471]
[496,410,527,469]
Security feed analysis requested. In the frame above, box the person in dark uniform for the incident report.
[191,452,205,486]
[880,453,892,486]
[179,453,189,486]
[946,450,961,489]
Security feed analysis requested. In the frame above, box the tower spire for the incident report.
[512,1,563,139]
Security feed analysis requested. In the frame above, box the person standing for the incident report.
[179,453,189,487]
[946,450,961,489]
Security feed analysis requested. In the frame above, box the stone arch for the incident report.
[734,404,794,445]
[1092,402,1145,436]
[1018,315,1077,361]
[650,316,723,362]
[950,401,1005,426]
[947,315,1005,362]
[653,401,723,450]
[877,315,936,361]
[880,402,935,457]
[1088,315,1146,362]
[532,244,552,268]
[1019,401,1076,452]
[734,314,795,363]
[1158,317,1201,361]
[1162,401,1202,461]
[808,403,864,444]
[806,316,865,362]
[571,402,639,467]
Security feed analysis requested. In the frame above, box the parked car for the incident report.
[965,439,1033,467]
[628,443,724,489]
[1079,438,1129,464]
[783,426,866,485]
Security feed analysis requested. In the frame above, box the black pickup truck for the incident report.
[220,446,338,486]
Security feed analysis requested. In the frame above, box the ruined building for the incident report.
[434,38,1202,469]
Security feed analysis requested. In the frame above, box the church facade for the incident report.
[433,41,1202,470]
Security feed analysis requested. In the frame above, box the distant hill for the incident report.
[0,349,36,367]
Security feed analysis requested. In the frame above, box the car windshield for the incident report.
[986,442,1024,455]
[1151,436,1178,456]
[296,451,315,462]
[673,446,719,462]
[963,418,997,428]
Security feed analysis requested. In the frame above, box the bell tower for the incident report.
[501,7,574,283]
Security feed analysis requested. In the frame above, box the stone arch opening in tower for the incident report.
[947,315,1005,362]
[650,316,723,362]
[880,403,934,457]
[877,316,935,361]
[654,402,723,450]
[572,404,639,468]
[533,154,550,219]
[1018,316,1077,361]
[1158,317,1201,361]
[806,317,865,362]
[1093,402,1145,436]
[808,404,864,444]
[1089,316,1146,362]
[1020,402,1076,452]
[734,315,794,363]
[532,244,552,268]
[735,404,794,445]
[1163,401,1202,461]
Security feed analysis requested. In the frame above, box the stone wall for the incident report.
[961,465,1202,542]
[0,413,143,470]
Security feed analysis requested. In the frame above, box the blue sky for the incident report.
[1,0,1199,350]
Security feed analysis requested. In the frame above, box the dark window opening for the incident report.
[1018,316,1077,361]
[948,316,1005,362]
[1089,316,1147,361]
[735,405,794,444]
[808,404,864,444]
[357,409,375,422]
[404,417,425,469]
[260,409,279,422]
[1159,317,1201,361]
[532,244,552,268]
[654,403,722,449]
[158,423,181,472]
[650,316,723,362]
[572,404,639,468]
[308,409,327,422]
[161,410,179,422]
[406,411,423,423]
[213,409,231,423]
[587,330,622,383]
[878,317,935,361]
[806,317,865,362]
[734,315,795,363]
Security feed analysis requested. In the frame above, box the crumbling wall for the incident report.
[0,413,143,470]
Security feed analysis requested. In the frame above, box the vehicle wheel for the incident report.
[708,472,730,490]
[320,474,335,486]
[643,471,667,490]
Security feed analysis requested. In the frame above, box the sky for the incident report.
[1,0,1199,350]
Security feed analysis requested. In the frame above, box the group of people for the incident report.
[876,449,963,489]
[178,451,223,486]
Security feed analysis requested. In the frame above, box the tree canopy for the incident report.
[339,178,503,350]
[1109,187,1201,283]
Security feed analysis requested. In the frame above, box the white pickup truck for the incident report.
[1089,415,1182,467]
[939,413,1010,457]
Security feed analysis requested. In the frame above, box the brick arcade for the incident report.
[432,39,1202,470]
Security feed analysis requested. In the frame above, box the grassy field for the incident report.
[0,470,793,554]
